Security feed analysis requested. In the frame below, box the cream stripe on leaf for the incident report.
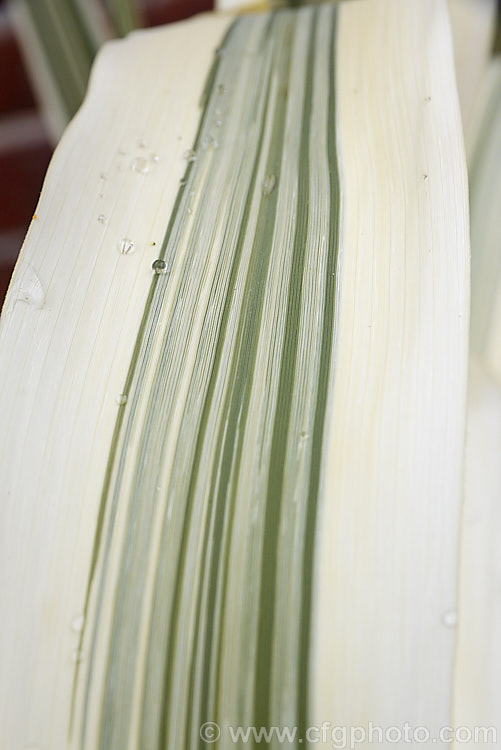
[311,0,469,746]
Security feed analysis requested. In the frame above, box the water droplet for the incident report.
[71,614,85,633]
[100,172,108,180]
[179,177,187,186]
[116,393,128,406]
[261,174,277,196]
[97,214,106,224]
[71,648,85,663]
[138,137,147,148]
[12,266,45,310]
[131,156,150,174]
[442,609,458,628]
[118,238,135,255]
[217,83,226,95]
[150,152,160,164]
[152,259,167,275]
[183,149,197,163]
[214,119,223,128]
[187,208,193,215]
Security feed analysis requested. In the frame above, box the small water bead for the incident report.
[179,177,188,186]
[217,83,226,95]
[261,174,277,196]
[152,259,168,275]
[97,214,106,224]
[116,393,128,406]
[118,238,135,255]
[131,156,150,174]
[71,614,85,633]
[150,152,160,164]
[442,609,458,628]
[183,149,197,162]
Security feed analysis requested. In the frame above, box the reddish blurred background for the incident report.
[0,0,213,306]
